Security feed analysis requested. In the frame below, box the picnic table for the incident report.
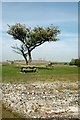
[21,66,37,73]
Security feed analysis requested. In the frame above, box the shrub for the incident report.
[69,58,80,67]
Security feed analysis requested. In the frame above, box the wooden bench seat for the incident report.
[21,66,37,73]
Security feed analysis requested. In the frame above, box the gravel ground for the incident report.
[0,101,2,119]
[1,82,79,119]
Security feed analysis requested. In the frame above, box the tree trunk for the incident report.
[23,54,28,65]
[28,49,32,63]
[25,58,28,65]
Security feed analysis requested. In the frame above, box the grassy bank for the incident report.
[2,64,78,83]
[0,101,22,118]
[2,104,25,118]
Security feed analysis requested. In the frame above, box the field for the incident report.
[2,64,79,83]
[1,63,79,118]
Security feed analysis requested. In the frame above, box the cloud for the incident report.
[58,32,78,38]
[1,2,78,62]
[2,37,78,62]
[32,37,78,62]
[0,24,2,32]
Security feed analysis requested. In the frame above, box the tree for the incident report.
[7,23,60,64]
[12,44,28,64]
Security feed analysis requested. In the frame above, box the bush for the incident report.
[69,58,80,67]
[69,59,75,66]
[75,59,80,67]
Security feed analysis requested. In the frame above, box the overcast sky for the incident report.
[1,2,78,62]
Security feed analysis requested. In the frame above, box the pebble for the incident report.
[1,82,79,118]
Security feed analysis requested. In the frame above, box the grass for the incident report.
[1,64,79,118]
[2,103,24,118]
[0,64,2,82]
[56,84,79,92]
[2,64,79,83]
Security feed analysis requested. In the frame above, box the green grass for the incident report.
[2,64,79,83]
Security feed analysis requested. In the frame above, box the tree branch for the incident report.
[12,49,22,55]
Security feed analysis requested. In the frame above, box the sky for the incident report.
[1,0,79,2]
[1,2,78,62]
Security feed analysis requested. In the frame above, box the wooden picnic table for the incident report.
[21,66,37,73]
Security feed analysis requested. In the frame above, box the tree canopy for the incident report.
[7,23,61,64]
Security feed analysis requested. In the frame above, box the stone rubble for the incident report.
[0,82,79,118]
